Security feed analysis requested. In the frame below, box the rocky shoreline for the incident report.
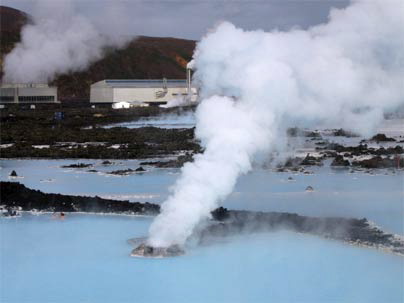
[2,182,403,257]
[0,182,160,215]
[1,106,402,170]
[205,207,404,257]
[0,107,200,160]
[130,207,404,257]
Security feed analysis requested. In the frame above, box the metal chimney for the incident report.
[186,60,194,97]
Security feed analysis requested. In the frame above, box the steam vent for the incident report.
[131,243,185,258]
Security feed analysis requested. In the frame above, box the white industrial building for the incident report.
[90,78,198,106]
[0,83,58,104]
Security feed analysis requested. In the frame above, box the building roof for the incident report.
[92,79,189,88]
[0,83,51,88]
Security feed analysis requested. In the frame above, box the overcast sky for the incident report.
[3,0,350,40]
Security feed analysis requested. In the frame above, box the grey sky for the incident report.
[2,0,350,40]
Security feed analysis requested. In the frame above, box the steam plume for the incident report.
[160,96,190,108]
[147,0,404,247]
[3,0,132,83]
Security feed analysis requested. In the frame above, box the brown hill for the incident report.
[0,6,30,76]
[0,6,196,101]
[53,36,196,101]
[0,6,29,33]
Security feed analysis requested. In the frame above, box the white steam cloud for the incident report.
[147,0,404,247]
[160,96,191,108]
[3,0,132,83]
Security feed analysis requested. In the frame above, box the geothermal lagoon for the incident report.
[1,116,404,302]
[1,214,402,303]
[102,112,196,129]
[1,158,403,234]
[1,156,404,302]
[2,0,403,301]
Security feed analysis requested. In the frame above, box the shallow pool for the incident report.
[1,214,403,303]
[1,159,403,234]
[103,112,196,129]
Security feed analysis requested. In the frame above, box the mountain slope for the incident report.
[0,6,30,77]
[53,36,196,100]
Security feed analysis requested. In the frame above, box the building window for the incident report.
[0,96,14,103]
[18,96,55,103]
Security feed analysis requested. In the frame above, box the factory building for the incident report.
[0,83,58,105]
[90,78,198,106]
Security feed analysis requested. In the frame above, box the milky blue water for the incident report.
[1,159,403,302]
[1,214,403,303]
[103,112,196,129]
[3,115,404,302]
[1,159,403,234]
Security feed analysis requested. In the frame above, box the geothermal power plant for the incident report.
[0,83,58,106]
[90,79,197,107]
[0,65,197,108]
[90,66,197,107]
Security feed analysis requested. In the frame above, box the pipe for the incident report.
[186,68,191,96]
[186,60,195,98]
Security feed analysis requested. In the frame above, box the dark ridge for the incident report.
[0,6,30,33]
[352,156,403,169]
[370,133,396,142]
[140,153,194,168]
[207,207,404,255]
[210,207,375,243]
[0,181,160,215]
[0,6,31,78]
[330,155,350,166]
[0,110,200,159]
[318,143,403,156]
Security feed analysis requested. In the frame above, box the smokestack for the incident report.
[186,60,194,98]
[186,68,191,95]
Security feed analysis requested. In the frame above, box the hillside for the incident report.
[52,36,196,101]
[0,6,196,101]
[0,6,30,77]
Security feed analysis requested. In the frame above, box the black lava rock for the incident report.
[331,155,350,166]
[62,163,93,168]
[108,168,135,175]
[131,244,184,257]
[370,133,396,142]
[333,129,358,137]
[352,156,403,169]
[0,182,160,215]
[300,153,322,166]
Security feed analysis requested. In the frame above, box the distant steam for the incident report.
[3,0,132,83]
[147,0,404,247]
[160,96,190,108]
